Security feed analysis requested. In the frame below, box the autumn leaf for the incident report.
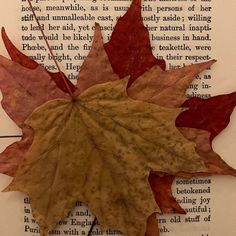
[76,23,119,94]
[146,213,160,236]
[104,0,166,86]
[104,0,236,215]
[148,173,186,214]
[0,27,76,176]
[105,0,236,217]
[1,21,236,232]
[106,0,236,144]
[5,77,208,236]
[0,54,68,176]
[1,27,77,94]
[0,55,68,125]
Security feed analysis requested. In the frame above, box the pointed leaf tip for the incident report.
[1,27,38,69]
[130,0,142,15]
[1,27,5,36]
[1,28,77,94]
[93,22,103,40]
[128,60,215,108]
[95,22,100,27]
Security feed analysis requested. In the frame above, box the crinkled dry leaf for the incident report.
[6,78,207,236]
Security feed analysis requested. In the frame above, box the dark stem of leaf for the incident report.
[26,0,75,100]
[87,217,97,236]
[0,135,22,139]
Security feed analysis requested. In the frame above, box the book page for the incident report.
[0,0,235,235]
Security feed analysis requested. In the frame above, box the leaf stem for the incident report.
[0,135,22,139]
[26,0,75,100]
[87,217,97,236]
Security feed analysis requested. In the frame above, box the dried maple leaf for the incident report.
[0,21,165,234]
[5,78,207,236]
[104,0,166,86]
[0,28,76,176]
[103,0,236,215]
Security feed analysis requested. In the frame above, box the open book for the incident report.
[0,0,235,235]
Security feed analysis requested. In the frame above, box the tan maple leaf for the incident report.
[5,78,207,236]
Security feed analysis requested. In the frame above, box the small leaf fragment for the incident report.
[149,173,186,214]
[146,213,160,236]
[0,126,33,176]
[77,23,119,94]
[1,27,77,94]
[176,92,236,142]
[104,0,166,85]
[128,60,216,108]
[0,55,67,126]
